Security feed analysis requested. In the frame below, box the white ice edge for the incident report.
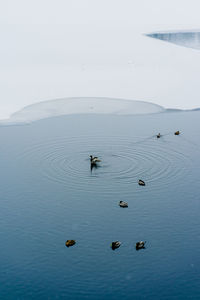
[0,97,166,125]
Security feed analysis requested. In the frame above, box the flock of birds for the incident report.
[65,130,181,251]
[157,130,180,138]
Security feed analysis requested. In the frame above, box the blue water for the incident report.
[147,32,200,50]
[0,111,200,299]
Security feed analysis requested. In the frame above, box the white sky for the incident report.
[0,0,200,119]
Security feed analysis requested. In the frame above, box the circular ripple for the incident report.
[19,135,192,195]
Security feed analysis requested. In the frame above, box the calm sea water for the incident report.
[147,32,200,50]
[0,111,200,299]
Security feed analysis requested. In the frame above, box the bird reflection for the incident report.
[90,162,100,173]
[90,155,101,173]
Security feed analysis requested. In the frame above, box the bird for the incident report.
[157,133,161,138]
[65,240,76,247]
[138,179,145,186]
[111,241,121,250]
[90,155,101,164]
[135,241,146,250]
[119,200,128,208]
[174,131,180,135]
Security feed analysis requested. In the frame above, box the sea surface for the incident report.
[0,111,200,299]
[147,31,200,50]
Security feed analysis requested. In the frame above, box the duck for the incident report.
[119,200,128,208]
[90,155,101,164]
[157,133,161,138]
[138,179,145,186]
[111,241,121,250]
[65,240,76,247]
[174,131,180,135]
[136,241,146,250]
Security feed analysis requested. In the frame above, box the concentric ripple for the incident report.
[18,134,192,195]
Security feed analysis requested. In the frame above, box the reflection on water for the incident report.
[147,31,200,50]
[0,112,200,299]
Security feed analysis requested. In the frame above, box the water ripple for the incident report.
[19,135,191,194]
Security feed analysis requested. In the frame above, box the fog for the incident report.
[1,0,200,119]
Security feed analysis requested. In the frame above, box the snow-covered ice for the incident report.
[0,0,200,120]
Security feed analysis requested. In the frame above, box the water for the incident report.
[0,111,200,299]
[147,31,200,50]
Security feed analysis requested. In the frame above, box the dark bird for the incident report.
[90,155,101,164]
[65,240,76,247]
[157,133,161,138]
[138,179,145,186]
[174,131,180,135]
[119,200,128,208]
[111,241,121,250]
[136,241,146,250]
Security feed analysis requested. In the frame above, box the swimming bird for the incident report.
[119,200,128,208]
[135,241,146,250]
[138,179,145,186]
[90,155,101,164]
[111,241,121,250]
[65,240,76,247]
[174,131,180,135]
[157,133,161,138]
